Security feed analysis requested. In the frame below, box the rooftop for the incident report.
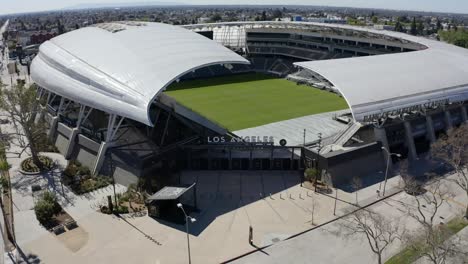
[30,22,249,126]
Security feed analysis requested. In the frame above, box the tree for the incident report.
[339,209,402,264]
[371,16,378,24]
[261,11,267,21]
[57,19,65,35]
[0,82,46,168]
[272,9,282,19]
[0,158,10,194]
[417,21,425,35]
[410,17,417,35]
[436,19,443,31]
[405,225,465,264]
[399,166,462,264]
[210,13,222,23]
[430,124,468,219]
[394,21,404,33]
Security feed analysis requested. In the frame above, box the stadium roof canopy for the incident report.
[31,21,250,126]
[187,21,468,122]
[292,24,468,123]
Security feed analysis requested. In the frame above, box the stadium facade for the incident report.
[31,21,468,187]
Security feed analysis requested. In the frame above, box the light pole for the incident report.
[177,203,196,264]
[380,147,401,196]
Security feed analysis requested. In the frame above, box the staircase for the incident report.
[320,122,361,154]
[333,122,361,146]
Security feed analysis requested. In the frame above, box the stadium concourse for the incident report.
[30,20,468,193]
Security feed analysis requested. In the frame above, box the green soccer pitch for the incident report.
[164,73,349,131]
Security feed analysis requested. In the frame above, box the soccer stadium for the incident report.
[30,21,468,190]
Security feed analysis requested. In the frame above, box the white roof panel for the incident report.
[31,22,250,125]
[293,25,468,122]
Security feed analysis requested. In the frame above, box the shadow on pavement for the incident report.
[150,171,302,237]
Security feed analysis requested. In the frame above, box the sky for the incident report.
[1,0,468,15]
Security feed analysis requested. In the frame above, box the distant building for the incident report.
[305,17,346,24]
[373,24,395,31]
[293,16,302,22]
[30,31,57,45]
[198,17,211,24]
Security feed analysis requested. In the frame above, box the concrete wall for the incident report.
[69,135,100,170]
[326,144,385,186]
[304,142,385,187]
[54,133,69,155]
[50,119,145,186]
[112,164,139,187]
[52,123,72,155]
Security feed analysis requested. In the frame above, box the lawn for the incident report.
[385,217,468,264]
[164,73,348,131]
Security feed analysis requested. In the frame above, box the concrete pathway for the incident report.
[231,173,468,264]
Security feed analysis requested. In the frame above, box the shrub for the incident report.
[41,191,62,214]
[34,191,61,225]
[304,168,320,182]
[114,205,129,214]
[80,179,95,193]
[35,200,56,224]
[20,156,53,173]
[76,165,90,176]
[63,164,77,178]
[0,159,10,172]
[100,206,111,214]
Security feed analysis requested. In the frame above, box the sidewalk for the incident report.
[230,168,468,264]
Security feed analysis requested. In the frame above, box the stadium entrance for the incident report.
[179,144,302,171]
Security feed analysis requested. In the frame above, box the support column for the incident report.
[425,115,436,143]
[65,106,92,160]
[93,141,110,175]
[47,116,59,141]
[36,105,46,124]
[65,128,79,159]
[444,110,453,129]
[160,112,171,146]
[93,114,123,175]
[461,106,468,123]
[404,121,418,161]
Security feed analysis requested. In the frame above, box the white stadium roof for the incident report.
[32,21,468,126]
[31,22,250,126]
[293,23,468,122]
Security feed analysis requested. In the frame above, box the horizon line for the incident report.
[1,3,468,17]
